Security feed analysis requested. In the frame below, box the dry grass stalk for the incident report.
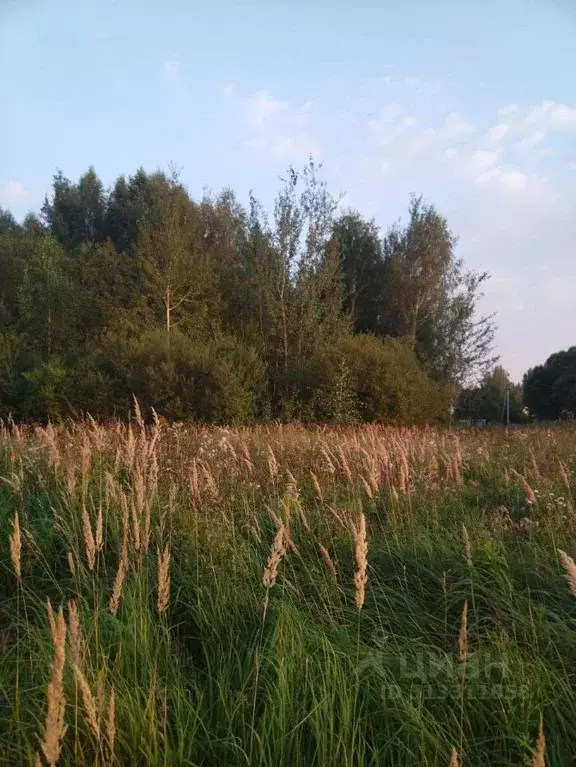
[81,504,96,571]
[462,524,472,567]
[96,670,106,721]
[157,545,171,613]
[67,601,85,667]
[399,452,411,495]
[353,513,368,609]
[72,664,100,740]
[458,599,468,661]
[41,602,67,766]
[109,523,128,616]
[319,544,337,581]
[558,549,576,598]
[262,524,287,588]
[9,511,22,580]
[125,425,136,471]
[310,471,324,503]
[95,506,103,553]
[326,505,346,528]
[559,460,571,490]
[510,468,537,505]
[320,446,336,475]
[532,714,545,767]
[67,551,76,577]
[337,445,352,481]
[132,394,144,431]
[360,475,373,499]
[106,687,116,756]
[267,445,279,479]
[449,746,460,766]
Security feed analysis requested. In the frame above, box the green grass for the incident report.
[0,421,575,765]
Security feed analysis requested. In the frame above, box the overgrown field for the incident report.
[1,417,576,766]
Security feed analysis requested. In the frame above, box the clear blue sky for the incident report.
[1,0,575,380]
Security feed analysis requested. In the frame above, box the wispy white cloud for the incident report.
[227,88,321,161]
[163,60,180,79]
[469,149,500,172]
[162,58,185,92]
[1,181,27,201]
[525,100,576,131]
[221,82,575,379]
[515,128,547,152]
[484,123,511,146]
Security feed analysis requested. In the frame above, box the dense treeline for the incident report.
[0,161,497,423]
[523,347,576,420]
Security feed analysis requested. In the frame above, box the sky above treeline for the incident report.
[1,0,575,381]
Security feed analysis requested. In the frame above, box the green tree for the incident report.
[456,366,524,423]
[381,195,497,384]
[18,236,72,357]
[524,347,576,419]
[134,172,219,340]
[42,168,106,248]
[331,212,384,334]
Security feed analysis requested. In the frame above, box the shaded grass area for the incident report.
[0,421,575,765]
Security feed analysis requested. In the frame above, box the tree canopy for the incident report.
[523,347,576,420]
[0,162,498,424]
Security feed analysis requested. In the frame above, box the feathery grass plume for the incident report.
[65,462,77,497]
[462,524,472,567]
[353,513,368,609]
[157,545,171,613]
[41,602,67,766]
[337,444,352,481]
[262,524,287,588]
[267,445,279,480]
[124,425,136,472]
[360,475,374,499]
[530,448,541,480]
[9,510,21,580]
[81,435,92,489]
[326,505,346,528]
[72,664,100,740]
[559,460,571,490]
[106,687,116,757]
[449,747,460,767]
[310,471,323,502]
[399,451,411,494]
[319,544,337,582]
[510,468,537,505]
[320,446,336,474]
[558,549,576,598]
[532,714,545,767]
[44,423,61,470]
[67,551,76,577]
[189,460,200,501]
[130,497,141,552]
[67,601,85,667]
[109,521,128,616]
[81,504,96,570]
[285,470,299,503]
[95,505,103,553]
[458,599,468,661]
[96,670,106,722]
[132,394,144,432]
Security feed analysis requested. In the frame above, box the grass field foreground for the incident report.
[1,415,576,765]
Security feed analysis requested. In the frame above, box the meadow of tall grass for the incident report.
[1,411,575,765]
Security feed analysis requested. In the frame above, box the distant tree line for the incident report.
[0,161,498,424]
[523,347,576,420]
